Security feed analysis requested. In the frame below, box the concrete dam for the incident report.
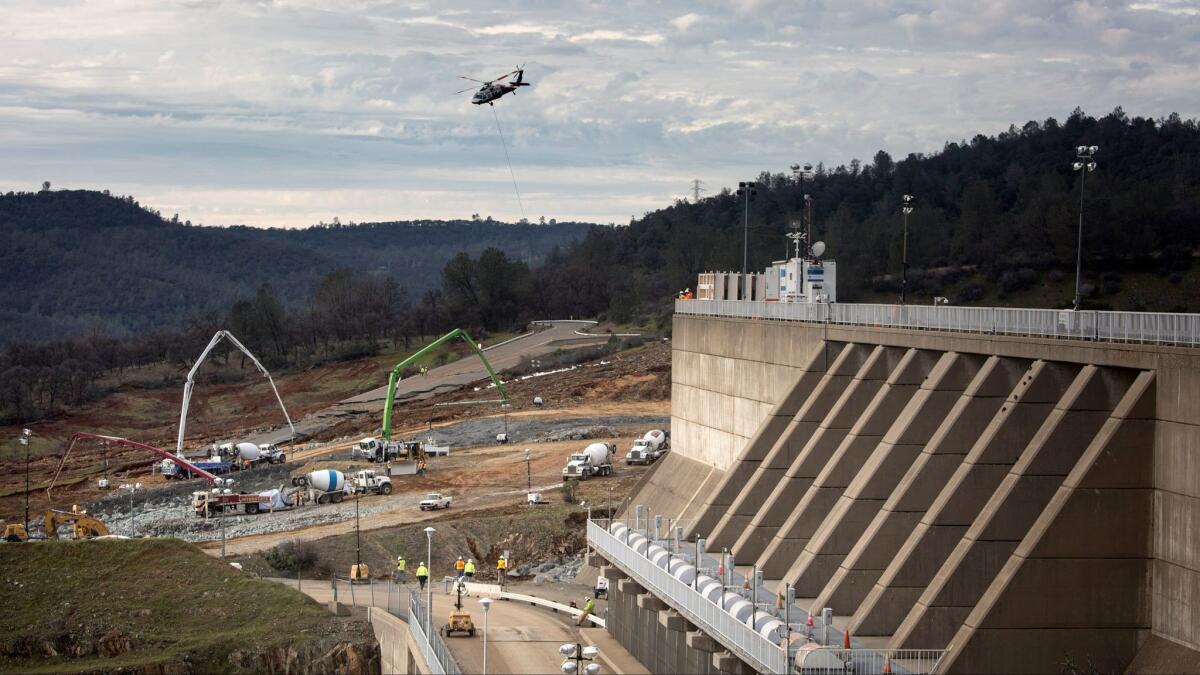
[589,301,1200,674]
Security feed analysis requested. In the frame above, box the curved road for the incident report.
[251,320,608,445]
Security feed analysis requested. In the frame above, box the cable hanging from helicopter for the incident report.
[454,65,530,221]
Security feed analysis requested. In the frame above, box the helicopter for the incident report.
[455,66,530,105]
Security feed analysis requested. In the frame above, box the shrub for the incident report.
[265,539,320,573]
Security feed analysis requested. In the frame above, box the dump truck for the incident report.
[563,442,615,479]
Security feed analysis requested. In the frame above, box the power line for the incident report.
[691,179,706,203]
[490,104,527,222]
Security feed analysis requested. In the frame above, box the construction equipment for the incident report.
[350,469,393,496]
[49,433,223,505]
[442,579,476,637]
[191,489,273,517]
[562,443,616,479]
[44,506,110,539]
[372,329,509,473]
[291,469,349,504]
[176,330,295,457]
[2,523,29,542]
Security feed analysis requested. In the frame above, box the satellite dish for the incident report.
[811,241,826,258]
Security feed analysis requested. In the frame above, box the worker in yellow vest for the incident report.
[455,556,466,578]
[496,555,508,586]
[394,555,406,583]
[416,562,429,590]
[464,558,476,580]
[577,595,596,626]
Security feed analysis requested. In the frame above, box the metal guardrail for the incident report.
[793,647,946,675]
[676,299,1200,347]
[409,590,462,675]
[589,520,790,674]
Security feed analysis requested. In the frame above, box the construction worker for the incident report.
[395,555,407,583]
[496,555,508,586]
[464,558,476,580]
[416,561,429,590]
[455,556,466,578]
[576,595,596,626]
[684,288,694,300]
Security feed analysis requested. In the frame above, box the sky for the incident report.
[2,1,1198,228]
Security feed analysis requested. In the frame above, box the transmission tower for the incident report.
[691,179,706,203]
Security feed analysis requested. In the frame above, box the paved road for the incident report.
[274,577,646,674]
[251,320,608,445]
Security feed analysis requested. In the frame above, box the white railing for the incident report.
[409,590,461,675]
[677,300,1200,347]
[794,647,946,674]
[589,520,790,674]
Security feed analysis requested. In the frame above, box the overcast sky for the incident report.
[2,1,1198,228]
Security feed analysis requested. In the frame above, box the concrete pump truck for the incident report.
[355,329,509,474]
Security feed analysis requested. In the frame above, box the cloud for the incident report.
[0,0,1197,228]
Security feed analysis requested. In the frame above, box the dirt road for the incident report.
[249,320,609,446]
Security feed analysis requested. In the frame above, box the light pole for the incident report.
[525,448,532,495]
[1072,145,1099,311]
[220,478,232,558]
[901,195,915,305]
[792,163,814,255]
[121,482,143,536]
[736,181,758,297]
[20,429,31,533]
[480,596,493,674]
[559,643,602,675]
[424,526,436,639]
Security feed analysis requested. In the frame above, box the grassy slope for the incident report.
[0,539,357,673]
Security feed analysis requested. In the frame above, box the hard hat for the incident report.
[458,556,463,559]
[469,559,474,563]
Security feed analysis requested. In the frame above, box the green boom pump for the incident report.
[380,328,510,441]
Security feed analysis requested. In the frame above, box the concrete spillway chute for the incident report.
[176,330,295,456]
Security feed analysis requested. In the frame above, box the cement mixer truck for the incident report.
[291,469,350,504]
[217,442,285,469]
[562,442,615,480]
[624,429,670,465]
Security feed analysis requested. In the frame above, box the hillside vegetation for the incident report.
[531,107,1200,321]
[0,189,589,343]
[0,539,376,673]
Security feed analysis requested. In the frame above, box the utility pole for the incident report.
[355,497,362,572]
[736,181,757,298]
[1072,146,1099,311]
[901,195,915,305]
[20,429,31,533]
[691,179,706,203]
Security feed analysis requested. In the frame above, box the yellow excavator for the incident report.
[2,506,109,542]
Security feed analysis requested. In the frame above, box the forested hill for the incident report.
[0,190,590,343]
[533,108,1200,322]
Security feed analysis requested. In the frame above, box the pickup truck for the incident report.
[419,493,451,511]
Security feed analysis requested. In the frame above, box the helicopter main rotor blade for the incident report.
[452,86,476,95]
[458,76,487,83]
[492,69,519,82]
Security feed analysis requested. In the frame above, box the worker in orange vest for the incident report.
[684,288,694,300]
[455,556,466,578]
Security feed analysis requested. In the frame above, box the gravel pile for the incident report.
[512,554,584,585]
[529,426,617,443]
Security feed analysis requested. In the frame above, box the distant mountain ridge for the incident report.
[0,189,591,343]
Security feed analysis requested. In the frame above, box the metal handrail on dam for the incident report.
[589,519,946,674]
[589,519,790,673]
[676,299,1200,346]
[409,591,461,675]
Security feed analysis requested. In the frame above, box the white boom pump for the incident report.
[175,330,296,456]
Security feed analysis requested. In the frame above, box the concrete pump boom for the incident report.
[381,328,509,441]
[48,432,221,504]
[176,330,295,455]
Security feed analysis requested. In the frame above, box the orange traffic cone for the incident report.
[883,656,893,674]
[843,628,851,649]
[806,614,814,628]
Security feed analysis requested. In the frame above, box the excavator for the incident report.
[3,506,110,542]
[358,329,509,474]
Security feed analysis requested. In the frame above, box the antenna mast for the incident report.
[690,179,706,203]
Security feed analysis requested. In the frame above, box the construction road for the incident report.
[278,578,647,674]
[250,320,610,446]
